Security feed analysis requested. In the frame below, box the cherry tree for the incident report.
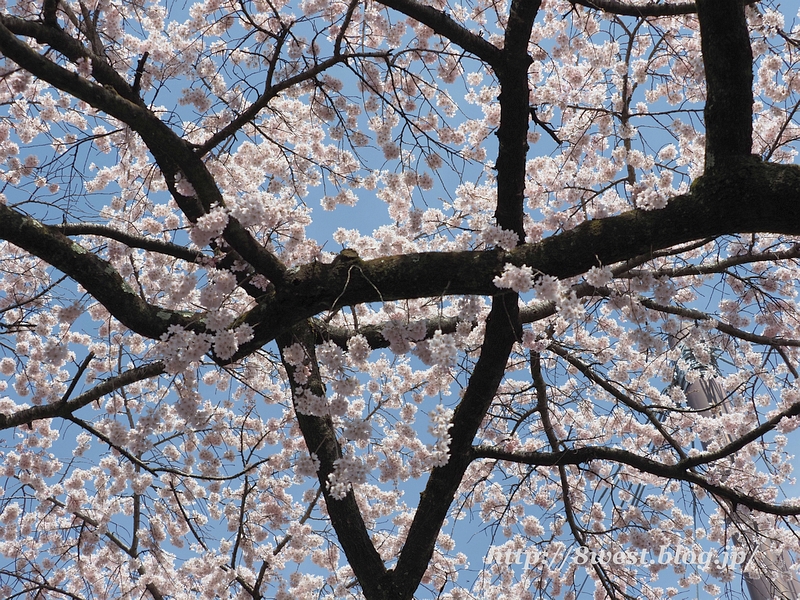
[1,0,800,597]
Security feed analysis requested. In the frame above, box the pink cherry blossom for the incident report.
[0,0,799,599]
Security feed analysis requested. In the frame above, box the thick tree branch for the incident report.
[313,299,558,351]
[393,293,521,598]
[569,0,697,16]
[696,0,753,166]
[7,160,800,366]
[310,315,462,351]
[374,0,503,69]
[42,0,58,28]
[232,160,800,360]
[315,273,800,362]
[277,324,395,600]
[0,205,196,338]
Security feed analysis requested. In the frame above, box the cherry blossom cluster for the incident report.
[426,404,454,468]
[0,0,799,598]
[327,454,369,500]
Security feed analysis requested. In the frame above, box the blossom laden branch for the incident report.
[493,0,541,241]
[277,323,395,600]
[61,223,206,264]
[43,495,168,600]
[1,0,799,597]
[471,444,800,516]
[632,294,800,348]
[0,16,288,286]
[197,51,392,157]
[0,362,161,431]
[2,0,800,366]
[0,13,141,103]
[568,0,697,17]
[233,161,800,359]
[0,204,196,338]
[617,244,800,279]
[548,341,689,460]
[677,398,800,471]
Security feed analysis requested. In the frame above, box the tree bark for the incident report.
[695,0,753,166]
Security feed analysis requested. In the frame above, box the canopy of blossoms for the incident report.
[1,0,800,598]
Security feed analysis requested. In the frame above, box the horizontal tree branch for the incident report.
[618,244,800,279]
[316,246,800,353]
[569,0,697,16]
[231,160,800,360]
[634,295,800,347]
[0,361,165,430]
[7,160,800,366]
[61,223,205,263]
[472,443,800,516]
